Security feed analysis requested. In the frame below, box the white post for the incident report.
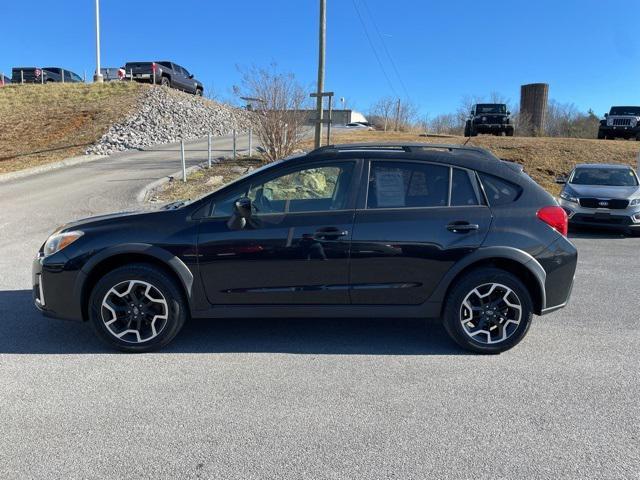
[233,129,237,160]
[62,69,65,83]
[207,133,212,168]
[94,0,104,83]
[41,68,44,84]
[181,140,187,182]
[248,128,253,156]
[284,123,288,145]
[20,69,24,84]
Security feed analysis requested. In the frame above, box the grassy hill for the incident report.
[0,82,142,174]
[313,131,640,195]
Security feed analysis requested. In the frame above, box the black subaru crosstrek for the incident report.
[33,144,577,354]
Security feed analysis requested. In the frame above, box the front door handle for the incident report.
[447,222,480,233]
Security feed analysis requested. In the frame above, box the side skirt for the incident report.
[191,302,442,320]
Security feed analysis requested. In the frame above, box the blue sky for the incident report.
[2,0,639,118]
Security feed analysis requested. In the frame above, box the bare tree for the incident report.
[370,97,396,131]
[235,65,309,162]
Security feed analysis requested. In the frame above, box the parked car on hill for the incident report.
[0,74,10,86]
[100,67,126,82]
[11,67,83,83]
[597,106,640,140]
[557,163,640,234]
[33,143,577,354]
[123,61,203,95]
[465,104,514,137]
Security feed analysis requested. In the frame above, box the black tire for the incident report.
[160,76,171,88]
[88,263,188,352]
[442,268,533,354]
[195,88,203,97]
[464,121,471,137]
[597,130,605,140]
[636,133,640,141]
[506,128,514,137]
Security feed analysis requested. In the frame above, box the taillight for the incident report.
[151,62,157,73]
[537,206,568,236]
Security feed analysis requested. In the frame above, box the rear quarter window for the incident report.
[478,173,522,206]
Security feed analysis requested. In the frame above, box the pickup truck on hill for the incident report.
[11,67,83,83]
[123,61,203,96]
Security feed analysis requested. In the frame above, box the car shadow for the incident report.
[0,290,466,355]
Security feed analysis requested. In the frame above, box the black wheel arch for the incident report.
[426,247,547,317]
[76,244,194,321]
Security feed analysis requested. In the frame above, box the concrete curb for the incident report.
[136,163,207,204]
[0,154,108,185]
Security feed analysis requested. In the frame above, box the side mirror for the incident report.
[189,74,194,79]
[507,111,511,116]
[227,197,252,230]
[604,113,609,118]
[555,175,567,185]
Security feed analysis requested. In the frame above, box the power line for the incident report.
[360,0,411,101]
[351,0,399,98]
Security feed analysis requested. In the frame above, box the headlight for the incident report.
[43,231,84,257]
[630,198,640,206]
[560,191,579,204]
[481,116,487,122]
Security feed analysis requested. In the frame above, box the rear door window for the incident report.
[478,173,521,206]
[367,161,449,209]
[451,169,480,206]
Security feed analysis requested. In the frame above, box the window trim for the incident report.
[363,159,482,211]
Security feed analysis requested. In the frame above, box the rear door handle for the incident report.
[447,222,480,233]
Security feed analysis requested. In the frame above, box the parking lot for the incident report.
[0,143,638,479]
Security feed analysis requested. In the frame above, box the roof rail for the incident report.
[307,142,492,156]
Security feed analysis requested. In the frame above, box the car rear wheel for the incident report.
[195,88,203,96]
[160,76,171,88]
[88,264,188,352]
[442,268,533,354]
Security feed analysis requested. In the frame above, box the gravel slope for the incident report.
[87,86,256,155]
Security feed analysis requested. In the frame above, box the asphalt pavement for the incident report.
[0,139,638,479]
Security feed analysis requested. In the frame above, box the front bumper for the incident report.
[599,125,640,138]
[558,198,640,231]
[474,123,513,132]
[32,253,84,321]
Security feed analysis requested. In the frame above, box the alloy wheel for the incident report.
[459,283,522,345]
[101,280,169,344]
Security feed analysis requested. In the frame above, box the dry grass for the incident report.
[307,130,640,194]
[159,130,640,202]
[0,82,143,174]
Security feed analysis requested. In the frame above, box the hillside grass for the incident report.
[0,82,143,174]
[307,131,640,195]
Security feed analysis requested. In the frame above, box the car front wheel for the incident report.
[442,268,533,354]
[88,264,188,352]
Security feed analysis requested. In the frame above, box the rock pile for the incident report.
[87,86,256,155]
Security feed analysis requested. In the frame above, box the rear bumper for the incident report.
[537,236,578,315]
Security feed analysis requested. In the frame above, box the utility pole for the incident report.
[313,0,326,148]
[93,0,104,83]
[394,98,401,132]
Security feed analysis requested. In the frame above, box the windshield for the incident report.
[570,168,639,187]
[609,107,640,116]
[476,104,507,115]
[476,104,506,114]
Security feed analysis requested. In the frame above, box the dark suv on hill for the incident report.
[33,144,577,353]
[465,104,514,137]
[597,106,640,140]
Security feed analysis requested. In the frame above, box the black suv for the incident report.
[465,104,514,137]
[597,106,640,140]
[33,144,576,353]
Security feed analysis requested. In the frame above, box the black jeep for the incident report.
[597,106,640,140]
[465,104,514,137]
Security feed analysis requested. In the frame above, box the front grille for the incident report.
[579,198,629,209]
[612,118,632,127]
